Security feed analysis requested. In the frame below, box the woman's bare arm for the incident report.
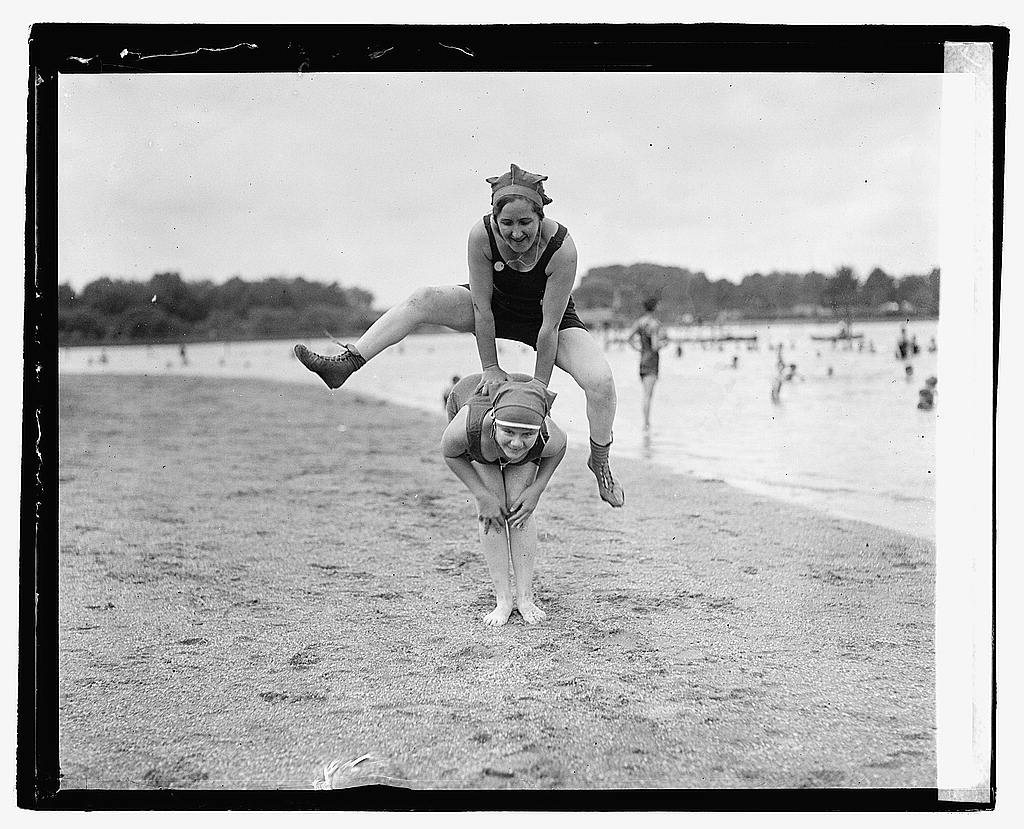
[534,233,578,385]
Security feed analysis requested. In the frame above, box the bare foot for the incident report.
[517,599,547,624]
[483,602,513,627]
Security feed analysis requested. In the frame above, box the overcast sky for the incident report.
[58,71,942,306]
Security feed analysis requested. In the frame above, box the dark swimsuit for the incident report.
[459,215,588,349]
[638,322,660,378]
[444,373,549,467]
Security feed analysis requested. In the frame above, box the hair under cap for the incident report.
[486,163,553,208]
[490,380,552,428]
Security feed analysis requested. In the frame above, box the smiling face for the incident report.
[494,198,542,254]
[493,421,541,462]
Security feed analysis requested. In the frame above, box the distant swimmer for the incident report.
[928,336,938,353]
[917,375,938,410]
[771,364,784,403]
[905,363,915,380]
[442,373,566,626]
[731,355,739,369]
[627,298,667,431]
[896,326,910,360]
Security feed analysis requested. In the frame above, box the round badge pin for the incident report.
[493,262,505,271]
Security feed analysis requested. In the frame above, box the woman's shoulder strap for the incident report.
[537,222,569,271]
[464,397,490,463]
[481,213,502,262]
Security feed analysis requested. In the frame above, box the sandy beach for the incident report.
[57,374,935,790]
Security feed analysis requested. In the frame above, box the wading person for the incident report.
[294,163,623,507]
[627,297,666,431]
[441,373,566,626]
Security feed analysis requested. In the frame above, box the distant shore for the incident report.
[56,315,940,349]
[58,373,935,790]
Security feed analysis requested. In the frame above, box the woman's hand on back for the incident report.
[475,366,510,396]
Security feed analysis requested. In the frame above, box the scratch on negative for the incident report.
[119,43,258,61]
[368,46,395,60]
[439,43,474,58]
[69,56,97,64]
[36,408,43,488]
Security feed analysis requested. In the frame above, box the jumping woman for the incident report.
[294,163,623,507]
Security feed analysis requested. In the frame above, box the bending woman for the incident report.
[294,163,623,507]
[441,373,566,626]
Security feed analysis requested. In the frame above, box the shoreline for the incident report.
[55,314,941,350]
[57,373,935,790]
[57,357,936,542]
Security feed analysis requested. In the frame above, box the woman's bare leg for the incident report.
[473,462,515,626]
[554,327,617,443]
[641,374,657,430]
[295,285,475,388]
[554,327,625,507]
[354,285,475,361]
[502,462,545,623]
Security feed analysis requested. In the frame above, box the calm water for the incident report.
[59,319,937,539]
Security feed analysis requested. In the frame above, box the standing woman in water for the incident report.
[627,297,666,431]
[295,163,623,507]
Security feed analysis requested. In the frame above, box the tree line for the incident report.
[58,272,381,345]
[571,264,940,324]
[58,263,939,345]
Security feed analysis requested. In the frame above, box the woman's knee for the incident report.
[405,285,473,328]
[580,363,617,402]
[405,285,448,311]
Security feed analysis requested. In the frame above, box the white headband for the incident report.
[494,419,541,431]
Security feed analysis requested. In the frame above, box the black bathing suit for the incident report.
[637,320,661,378]
[459,215,588,349]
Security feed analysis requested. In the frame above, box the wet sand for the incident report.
[57,374,935,790]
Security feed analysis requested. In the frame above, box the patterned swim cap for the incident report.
[486,163,553,208]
